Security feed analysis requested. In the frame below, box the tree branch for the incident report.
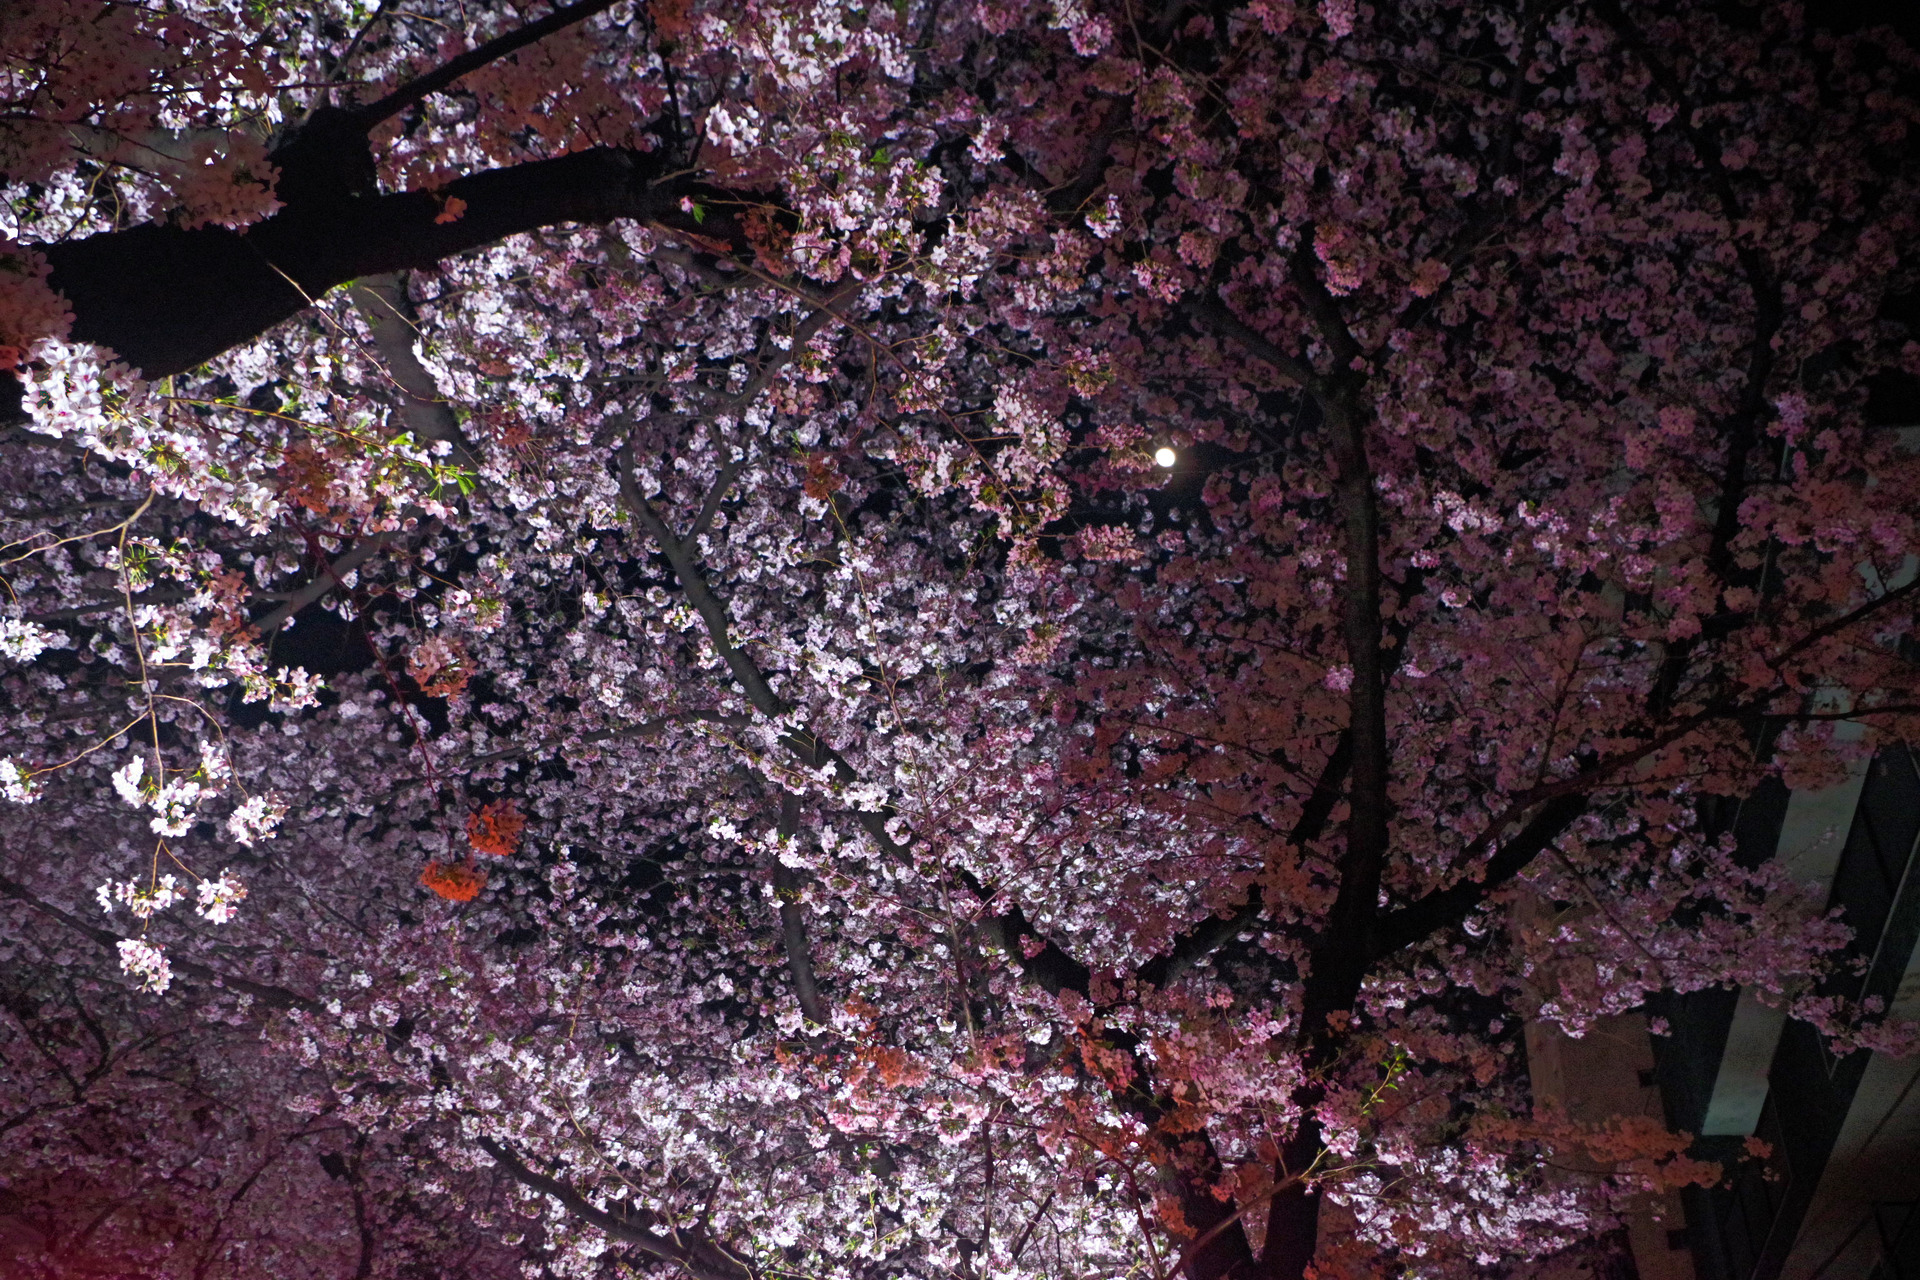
[773,790,830,1026]
[614,445,1255,1278]
[346,0,627,132]
[0,872,321,1013]
[1369,793,1589,957]
[252,528,403,636]
[463,709,752,766]
[43,145,707,381]
[1287,237,1389,1008]
[1248,243,1394,1280]
[347,273,474,467]
[1590,0,1785,716]
[689,281,861,540]
[476,1136,757,1280]
[1184,292,1315,389]
[1136,732,1352,990]
[971,883,1093,999]
[616,455,789,719]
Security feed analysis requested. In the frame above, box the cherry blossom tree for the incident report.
[3,1,1920,1277]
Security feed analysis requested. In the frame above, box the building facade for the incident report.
[1641,743,1920,1280]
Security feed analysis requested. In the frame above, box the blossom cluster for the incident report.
[0,1,1916,1279]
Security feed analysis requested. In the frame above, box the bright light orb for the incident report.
[1154,447,1177,468]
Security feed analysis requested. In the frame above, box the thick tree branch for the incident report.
[1365,576,1920,959]
[1288,243,1389,1012]
[43,145,709,382]
[1246,238,1395,1280]
[476,1136,757,1280]
[347,273,474,466]
[971,884,1093,999]
[1476,573,1920,819]
[1006,94,1134,216]
[1369,793,1589,957]
[773,790,830,1026]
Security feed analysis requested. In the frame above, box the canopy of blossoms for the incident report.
[1,1,1918,1277]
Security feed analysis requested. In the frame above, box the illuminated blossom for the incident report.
[115,939,172,993]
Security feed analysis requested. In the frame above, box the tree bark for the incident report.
[35,145,707,387]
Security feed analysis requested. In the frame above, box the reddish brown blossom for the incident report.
[466,800,524,857]
[419,859,486,903]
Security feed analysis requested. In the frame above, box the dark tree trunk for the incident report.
[3,120,729,424]
[45,148,693,381]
